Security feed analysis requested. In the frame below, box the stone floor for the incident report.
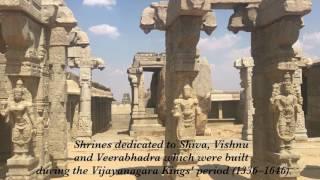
[53,124,320,180]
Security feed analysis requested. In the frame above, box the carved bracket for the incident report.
[140,1,216,35]
[228,3,259,33]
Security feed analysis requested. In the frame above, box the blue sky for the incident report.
[65,0,320,101]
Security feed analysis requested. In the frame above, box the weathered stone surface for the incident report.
[304,61,320,138]
[68,27,105,139]
[141,0,312,179]
[128,53,165,137]
[256,0,311,27]
[235,57,254,141]
[192,55,212,135]
[0,1,112,177]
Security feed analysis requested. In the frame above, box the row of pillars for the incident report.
[235,57,309,141]
[140,0,312,179]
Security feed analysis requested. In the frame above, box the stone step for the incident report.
[146,108,156,114]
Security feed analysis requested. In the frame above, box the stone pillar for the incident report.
[292,68,308,141]
[79,59,93,138]
[128,68,142,115]
[218,102,223,120]
[48,26,72,169]
[235,57,255,141]
[251,0,311,178]
[68,28,105,139]
[138,72,145,112]
[140,1,216,179]
[45,2,77,169]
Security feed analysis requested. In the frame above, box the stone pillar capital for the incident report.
[234,57,255,69]
[228,3,259,33]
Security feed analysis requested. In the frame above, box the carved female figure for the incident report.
[1,80,34,159]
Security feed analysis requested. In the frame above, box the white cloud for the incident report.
[89,24,120,39]
[93,65,128,101]
[302,32,320,42]
[198,34,240,51]
[295,31,320,59]
[83,0,116,8]
[197,33,250,91]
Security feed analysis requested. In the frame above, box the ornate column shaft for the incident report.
[235,57,255,141]
[48,26,72,169]
[128,68,142,114]
[292,65,308,141]
[251,0,311,178]
[141,0,216,178]
[46,1,77,168]
[68,28,105,139]
[138,72,146,112]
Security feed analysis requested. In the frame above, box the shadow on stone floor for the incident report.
[117,130,130,135]
[301,165,320,179]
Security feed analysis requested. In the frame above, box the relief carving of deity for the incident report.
[172,84,201,140]
[270,73,299,154]
[0,79,34,159]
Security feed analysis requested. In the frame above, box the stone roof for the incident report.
[211,90,240,101]
[66,72,113,99]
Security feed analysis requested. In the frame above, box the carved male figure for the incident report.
[271,73,299,154]
[173,84,201,140]
[1,80,34,159]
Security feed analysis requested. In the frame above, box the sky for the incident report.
[65,0,320,101]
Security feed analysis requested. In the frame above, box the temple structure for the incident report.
[0,0,113,179]
[66,72,113,139]
[127,52,212,137]
[127,52,166,137]
[0,0,317,179]
[140,0,312,179]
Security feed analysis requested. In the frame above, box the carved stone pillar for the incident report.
[292,67,308,141]
[140,0,216,178]
[48,26,71,169]
[0,0,60,178]
[79,60,94,138]
[47,2,77,167]
[251,0,311,177]
[235,57,255,141]
[68,28,105,139]
[128,69,141,115]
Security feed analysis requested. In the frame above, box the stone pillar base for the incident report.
[265,152,300,180]
[242,130,253,141]
[36,162,52,180]
[0,163,6,179]
[295,132,308,141]
[6,157,38,180]
[130,112,165,137]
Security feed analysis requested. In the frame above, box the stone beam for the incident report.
[256,0,311,27]
[0,0,42,23]
[140,0,216,35]
[210,0,261,9]
[132,52,166,70]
